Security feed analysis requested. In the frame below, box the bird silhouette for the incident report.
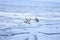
[24,18,31,24]
[35,18,39,22]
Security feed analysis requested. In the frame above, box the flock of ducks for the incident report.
[24,18,39,24]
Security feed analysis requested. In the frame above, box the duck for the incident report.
[35,18,39,22]
[24,18,31,24]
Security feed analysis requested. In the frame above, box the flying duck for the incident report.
[35,18,39,22]
[24,18,31,24]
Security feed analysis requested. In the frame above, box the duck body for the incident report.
[35,18,39,22]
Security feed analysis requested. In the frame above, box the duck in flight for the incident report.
[24,18,39,24]
[24,18,31,24]
[35,18,39,22]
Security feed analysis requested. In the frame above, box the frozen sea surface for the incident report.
[0,1,60,40]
